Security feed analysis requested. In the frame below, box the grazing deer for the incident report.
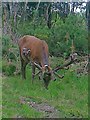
[18,35,77,89]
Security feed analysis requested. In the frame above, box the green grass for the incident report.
[2,62,88,118]
[0,61,2,73]
[0,58,2,119]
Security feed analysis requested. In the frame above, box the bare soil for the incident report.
[20,96,61,118]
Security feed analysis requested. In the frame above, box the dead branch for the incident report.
[53,53,77,72]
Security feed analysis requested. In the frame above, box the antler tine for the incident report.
[52,60,73,72]
[53,71,64,79]
[35,70,41,76]
[34,62,42,70]
[52,53,77,72]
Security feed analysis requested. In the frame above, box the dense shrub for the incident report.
[2,35,11,56]
[2,60,16,76]
[2,14,88,76]
[2,35,20,76]
[49,14,88,56]
[16,14,88,56]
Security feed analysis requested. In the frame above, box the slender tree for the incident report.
[47,3,52,29]
[86,1,90,55]
[86,1,90,31]
[86,2,90,116]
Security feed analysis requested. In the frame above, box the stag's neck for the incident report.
[42,47,49,67]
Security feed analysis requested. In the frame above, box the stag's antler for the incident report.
[34,62,42,70]
[52,53,77,79]
[54,71,64,79]
[33,53,77,80]
[34,70,41,76]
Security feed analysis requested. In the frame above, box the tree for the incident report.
[86,1,90,31]
[86,1,90,54]
[47,3,52,29]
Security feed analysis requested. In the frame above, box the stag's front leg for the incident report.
[21,59,27,79]
[32,64,35,83]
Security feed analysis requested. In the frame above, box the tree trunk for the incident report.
[86,2,90,115]
[47,3,52,29]
[3,3,8,34]
[71,2,75,13]
[86,2,90,54]
[23,1,28,22]
[86,2,90,32]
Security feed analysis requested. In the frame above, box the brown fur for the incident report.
[18,35,49,67]
[18,35,52,88]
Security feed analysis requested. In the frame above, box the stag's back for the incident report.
[18,35,49,65]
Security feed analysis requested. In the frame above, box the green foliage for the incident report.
[2,60,16,76]
[17,20,50,41]
[2,5,88,118]
[17,14,88,56]
[2,35,20,76]
[49,14,88,55]
[7,52,17,61]
[2,35,11,56]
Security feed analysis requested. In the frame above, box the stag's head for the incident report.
[34,63,55,89]
[34,52,77,89]
[42,65,54,89]
[23,48,31,56]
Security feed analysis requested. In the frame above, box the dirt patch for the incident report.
[20,96,60,118]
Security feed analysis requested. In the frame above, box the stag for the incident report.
[18,35,77,89]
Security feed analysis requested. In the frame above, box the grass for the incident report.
[2,58,88,118]
[0,58,2,119]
